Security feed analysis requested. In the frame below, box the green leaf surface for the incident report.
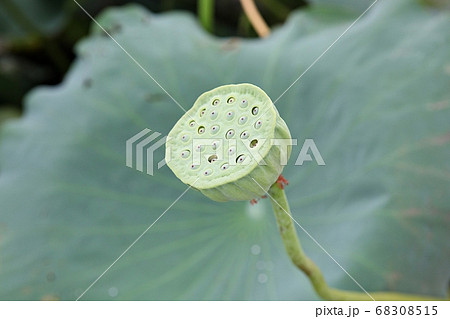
[308,0,376,13]
[0,0,449,300]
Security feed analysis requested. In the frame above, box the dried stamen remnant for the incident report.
[276,174,289,190]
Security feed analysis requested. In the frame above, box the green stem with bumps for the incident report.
[267,182,444,301]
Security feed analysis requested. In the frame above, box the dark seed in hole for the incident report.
[250,139,258,148]
[208,155,218,163]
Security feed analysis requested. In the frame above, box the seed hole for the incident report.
[221,163,229,170]
[227,97,235,104]
[199,108,206,117]
[189,120,196,127]
[211,125,220,134]
[254,119,262,129]
[181,150,191,158]
[198,126,205,134]
[236,154,246,163]
[252,107,259,115]
[250,139,258,148]
[240,99,248,108]
[238,116,248,125]
[210,111,218,119]
[240,131,249,139]
[226,129,235,139]
[226,111,235,120]
[208,155,218,163]
[212,99,220,106]
[181,135,190,142]
[190,164,199,170]
[212,141,220,150]
[228,147,236,155]
[204,169,212,176]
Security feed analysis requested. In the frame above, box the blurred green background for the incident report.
[0,0,308,115]
[0,0,449,300]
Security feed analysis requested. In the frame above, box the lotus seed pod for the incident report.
[165,83,292,202]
